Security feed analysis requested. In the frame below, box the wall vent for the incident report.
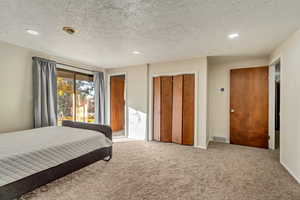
[213,136,227,143]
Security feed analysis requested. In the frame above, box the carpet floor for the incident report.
[21,141,300,200]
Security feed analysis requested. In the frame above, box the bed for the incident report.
[0,121,112,200]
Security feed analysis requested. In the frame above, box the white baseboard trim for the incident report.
[195,145,207,150]
[281,161,300,184]
[195,139,211,150]
[194,140,210,150]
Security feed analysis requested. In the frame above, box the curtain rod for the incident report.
[32,57,97,73]
[56,62,97,73]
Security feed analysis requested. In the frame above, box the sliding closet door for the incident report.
[171,74,195,145]
[182,74,195,145]
[172,75,183,144]
[153,76,173,142]
[153,74,194,145]
[153,77,161,141]
[160,77,173,142]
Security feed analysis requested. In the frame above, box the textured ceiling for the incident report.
[0,0,300,68]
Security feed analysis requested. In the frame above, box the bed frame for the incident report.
[0,121,112,200]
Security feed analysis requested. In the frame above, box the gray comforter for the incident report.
[0,126,112,186]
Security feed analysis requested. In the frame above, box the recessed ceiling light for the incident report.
[132,51,141,55]
[228,33,239,39]
[26,29,40,35]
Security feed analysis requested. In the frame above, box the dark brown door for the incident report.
[230,67,269,148]
[153,77,161,141]
[182,74,195,145]
[172,74,195,145]
[160,76,173,142]
[172,75,183,144]
[110,75,125,132]
[153,76,173,142]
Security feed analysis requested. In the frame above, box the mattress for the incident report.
[0,126,112,187]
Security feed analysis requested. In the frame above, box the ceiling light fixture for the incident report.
[228,33,239,39]
[132,51,141,55]
[26,29,40,35]
[63,27,76,35]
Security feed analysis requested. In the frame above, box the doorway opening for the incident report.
[274,61,281,149]
[110,74,126,137]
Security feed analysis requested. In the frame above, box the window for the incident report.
[57,69,95,125]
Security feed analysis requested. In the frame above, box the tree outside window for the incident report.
[57,69,95,125]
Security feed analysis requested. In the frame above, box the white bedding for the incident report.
[0,126,112,186]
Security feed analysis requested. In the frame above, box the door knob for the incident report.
[231,109,235,113]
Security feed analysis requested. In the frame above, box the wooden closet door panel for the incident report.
[160,76,173,142]
[172,75,183,144]
[153,77,161,141]
[182,74,195,145]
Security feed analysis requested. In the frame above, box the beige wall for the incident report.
[270,28,300,183]
[0,41,33,133]
[0,41,103,133]
[207,56,270,143]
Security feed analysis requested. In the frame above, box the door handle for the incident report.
[231,109,235,113]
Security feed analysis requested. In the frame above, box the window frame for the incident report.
[56,68,94,122]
